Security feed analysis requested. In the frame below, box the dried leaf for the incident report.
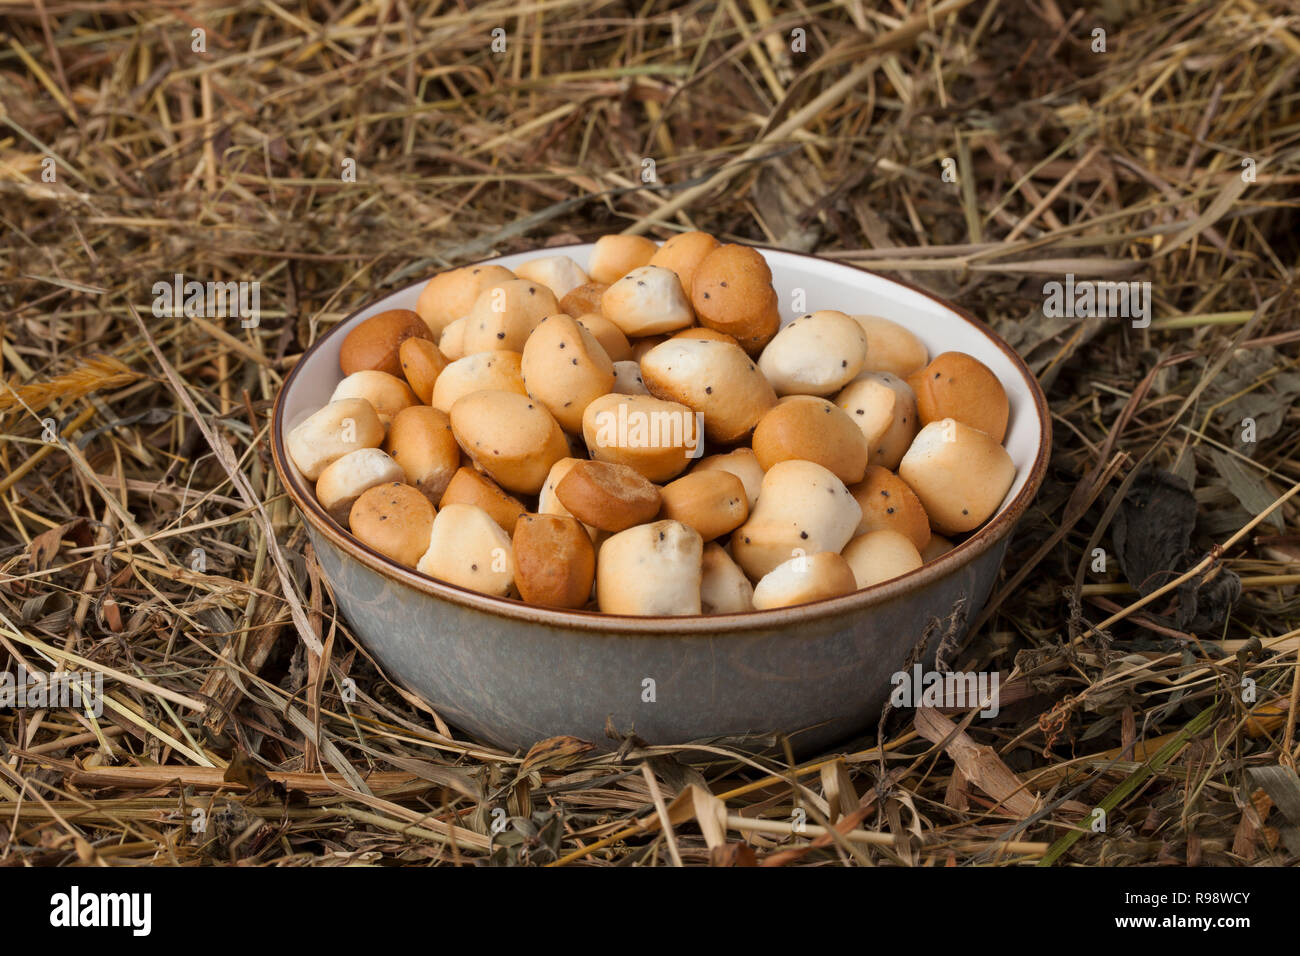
[914,708,1039,819]
[224,751,276,804]
[819,759,859,823]
[710,842,758,866]
[666,784,728,850]
[521,735,595,775]
[1112,468,1196,594]
[1208,450,1285,531]
[28,518,91,571]
[1246,767,1300,857]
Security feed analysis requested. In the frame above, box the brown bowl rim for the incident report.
[270,243,1052,635]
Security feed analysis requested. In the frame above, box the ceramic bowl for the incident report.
[271,244,1050,754]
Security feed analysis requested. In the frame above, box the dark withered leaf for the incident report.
[538,811,565,855]
[1207,450,1284,531]
[223,750,275,802]
[1175,566,1242,634]
[1079,714,1118,741]
[604,715,646,757]
[646,754,709,795]
[494,828,525,849]
[1112,468,1197,595]
[223,750,306,806]
[1211,350,1300,451]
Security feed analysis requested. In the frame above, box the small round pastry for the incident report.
[416,264,515,337]
[658,470,748,541]
[757,310,867,397]
[555,460,661,532]
[431,351,527,412]
[611,360,651,395]
[383,405,460,505]
[907,352,1009,443]
[587,235,659,284]
[700,542,754,614]
[315,447,406,526]
[560,283,610,321]
[689,244,781,355]
[834,372,918,471]
[461,279,560,354]
[538,457,601,541]
[648,231,720,292]
[751,396,868,485]
[340,309,433,378]
[692,447,764,509]
[851,315,929,378]
[668,326,740,347]
[752,551,858,610]
[573,311,632,362]
[520,314,616,433]
[596,519,703,615]
[330,370,417,426]
[731,460,861,581]
[601,266,695,337]
[349,482,436,567]
[440,466,526,534]
[847,465,931,551]
[450,390,569,495]
[639,338,777,443]
[897,419,1016,534]
[630,334,669,363]
[416,503,515,597]
[398,337,448,405]
[842,529,923,589]
[513,255,589,300]
[439,315,470,360]
[512,513,596,609]
[538,457,581,517]
[582,393,702,482]
[287,398,386,480]
[920,534,955,562]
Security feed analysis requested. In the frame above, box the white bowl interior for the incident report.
[283,244,1041,518]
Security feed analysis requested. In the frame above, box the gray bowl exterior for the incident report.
[309,522,1005,754]
[274,244,1050,757]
